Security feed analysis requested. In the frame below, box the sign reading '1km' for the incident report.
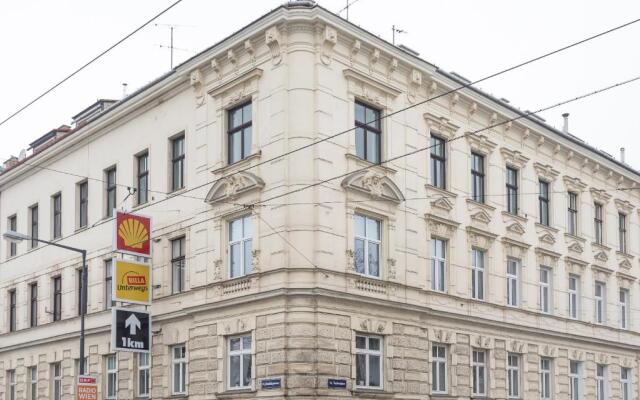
[111,308,151,353]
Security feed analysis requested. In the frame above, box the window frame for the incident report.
[8,369,16,400]
[506,167,519,215]
[52,362,62,400]
[471,152,485,203]
[137,151,149,205]
[594,203,604,245]
[105,167,117,218]
[539,267,552,314]
[569,360,582,400]
[594,281,605,324]
[229,215,253,279]
[539,180,550,226]
[29,204,39,249]
[355,334,383,389]
[431,238,447,292]
[540,357,552,400]
[619,212,627,253]
[507,353,520,399]
[171,344,187,395]
[8,214,17,257]
[568,275,580,320]
[430,135,447,189]
[471,248,484,300]
[568,191,578,236]
[621,367,631,400]
[52,192,62,239]
[171,135,185,192]
[507,258,520,307]
[8,289,16,332]
[78,180,89,229]
[52,276,62,322]
[105,354,117,400]
[137,352,150,397]
[620,288,630,330]
[29,366,37,400]
[105,259,114,309]
[171,236,186,293]
[431,344,448,394]
[354,101,382,164]
[227,102,253,165]
[354,214,382,278]
[30,283,38,327]
[227,334,253,390]
[472,349,487,397]
[596,364,607,400]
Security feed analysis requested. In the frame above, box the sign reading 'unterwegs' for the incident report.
[112,259,151,304]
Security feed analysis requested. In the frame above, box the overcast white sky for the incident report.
[1,0,639,169]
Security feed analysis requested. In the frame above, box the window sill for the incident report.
[211,151,262,175]
[351,388,391,398]
[616,251,635,260]
[591,242,611,251]
[564,232,586,243]
[345,153,396,174]
[167,187,188,199]
[168,395,188,399]
[500,210,527,223]
[75,226,89,233]
[425,184,457,199]
[535,222,559,233]
[215,389,257,399]
[466,198,496,211]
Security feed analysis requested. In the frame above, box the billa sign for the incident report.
[112,259,151,305]
[76,375,98,400]
[113,211,152,257]
[111,308,151,353]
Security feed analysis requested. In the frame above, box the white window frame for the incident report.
[229,216,253,278]
[620,288,630,330]
[171,344,187,395]
[507,259,520,307]
[540,357,552,400]
[621,367,632,400]
[52,362,62,400]
[472,349,487,397]
[354,214,382,278]
[568,275,580,319]
[471,248,484,300]
[8,369,16,400]
[596,364,607,400]
[105,354,117,400]
[539,267,552,314]
[569,360,582,400]
[594,281,605,324]
[431,238,447,292]
[355,334,383,389]
[137,352,150,397]
[507,353,520,399]
[431,344,448,394]
[29,366,37,400]
[227,334,252,390]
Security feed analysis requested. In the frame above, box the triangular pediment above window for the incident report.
[431,196,454,212]
[470,209,492,224]
[619,258,633,270]
[205,171,265,205]
[506,222,525,235]
[594,251,609,262]
[341,170,405,203]
[567,241,584,254]
[539,233,556,245]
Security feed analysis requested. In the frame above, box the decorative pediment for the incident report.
[594,251,609,263]
[426,213,460,239]
[565,256,587,275]
[429,328,455,344]
[616,271,636,289]
[506,222,526,235]
[539,233,556,245]
[615,198,634,214]
[570,350,585,362]
[535,247,561,268]
[500,147,529,169]
[502,237,530,259]
[563,175,587,192]
[424,112,459,139]
[470,209,492,225]
[590,188,612,204]
[265,26,283,65]
[318,25,337,65]
[591,264,613,282]
[539,344,557,358]
[341,170,404,203]
[466,226,497,250]
[622,357,634,368]
[466,133,497,155]
[343,68,401,107]
[205,171,264,204]
[431,196,454,212]
[356,318,390,334]
[567,241,584,254]
[208,68,263,108]
[470,334,493,350]
[619,257,633,270]
[508,339,526,354]
[534,162,560,181]
[597,353,610,365]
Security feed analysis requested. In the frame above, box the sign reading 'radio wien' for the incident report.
[113,210,152,257]
[112,259,151,305]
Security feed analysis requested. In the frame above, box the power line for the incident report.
[0,0,185,129]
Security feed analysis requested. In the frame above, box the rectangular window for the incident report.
[471,152,485,203]
[228,102,252,164]
[171,237,186,293]
[355,102,381,164]
[569,275,580,319]
[620,288,630,330]
[105,167,116,217]
[594,281,605,324]
[171,135,185,191]
[539,180,550,226]
[507,353,520,398]
[52,362,62,400]
[430,135,446,189]
[431,344,447,394]
[621,368,631,400]
[30,283,37,327]
[540,358,552,400]
[569,361,581,400]
[594,203,604,245]
[8,289,16,332]
[229,216,253,278]
[52,193,62,239]
[105,259,114,309]
[137,152,149,204]
[8,214,17,257]
[471,249,484,300]
[431,238,446,292]
[355,335,382,389]
[105,355,117,400]
[8,370,16,400]
[30,204,39,248]
[568,192,578,235]
[228,335,252,389]
[506,167,519,214]
[472,349,486,396]
[52,276,62,321]
[539,267,552,314]
[29,367,37,400]
[354,214,381,278]
[137,353,150,397]
[78,181,88,228]
[77,269,86,316]
[172,344,187,395]
[596,364,607,400]
[507,259,519,307]
[619,213,627,253]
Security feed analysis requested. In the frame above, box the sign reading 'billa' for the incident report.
[113,211,152,257]
[112,259,151,305]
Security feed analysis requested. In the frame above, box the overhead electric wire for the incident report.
[0,0,185,128]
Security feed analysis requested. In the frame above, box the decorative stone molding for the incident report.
[430,196,454,212]
[507,339,526,354]
[244,40,255,63]
[533,162,560,181]
[205,171,265,204]
[213,259,223,281]
[538,344,557,358]
[429,328,455,344]
[350,39,361,64]
[569,349,585,362]
[341,170,404,203]
[426,213,460,239]
[355,317,390,334]
[407,68,422,103]
[251,249,261,273]
[565,256,587,275]
[591,264,613,282]
[535,247,560,268]
[369,48,380,72]
[189,68,205,106]
[450,93,459,109]
[353,277,388,296]
[500,147,529,169]
[614,198,634,214]
[346,249,356,272]
[538,232,556,246]
[466,226,497,250]
[387,58,398,76]
[210,58,221,79]
[265,26,283,65]
[468,101,477,116]
[470,334,493,350]
[221,317,252,335]
[596,353,610,365]
[466,133,497,155]
[318,25,337,65]
[593,250,609,263]
[387,258,397,280]
[227,49,238,71]
[469,208,492,225]
[616,271,636,289]
[618,254,633,270]
[501,237,530,259]
[424,112,459,139]
[621,357,634,368]
[567,241,584,255]
[343,68,401,107]
[563,175,587,192]
[590,188,612,204]
[208,68,263,108]
[506,222,526,236]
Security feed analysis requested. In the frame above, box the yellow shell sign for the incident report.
[112,259,151,305]
[113,211,152,257]
[118,218,149,249]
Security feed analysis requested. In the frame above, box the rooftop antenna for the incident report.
[340,0,362,21]
[155,23,195,69]
[392,25,407,45]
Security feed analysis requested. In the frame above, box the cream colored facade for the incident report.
[1,2,640,399]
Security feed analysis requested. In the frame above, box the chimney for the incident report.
[562,113,569,133]
[122,83,128,98]
[3,156,19,170]
[620,147,626,164]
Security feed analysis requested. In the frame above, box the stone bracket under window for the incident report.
[341,170,405,204]
[205,171,264,205]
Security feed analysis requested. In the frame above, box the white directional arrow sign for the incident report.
[125,313,141,335]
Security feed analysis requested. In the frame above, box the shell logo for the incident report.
[118,218,149,249]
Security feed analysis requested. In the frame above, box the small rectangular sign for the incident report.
[112,259,151,305]
[328,378,347,389]
[113,211,152,257]
[261,378,282,389]
[76,375,98,400]
[111,307,151,353]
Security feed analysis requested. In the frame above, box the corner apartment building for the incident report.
[1,1,639,399]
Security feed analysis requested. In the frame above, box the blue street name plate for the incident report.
[328,378,347,389]
[261,378,282,389]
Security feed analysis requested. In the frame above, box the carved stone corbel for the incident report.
[265,26,283,65]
